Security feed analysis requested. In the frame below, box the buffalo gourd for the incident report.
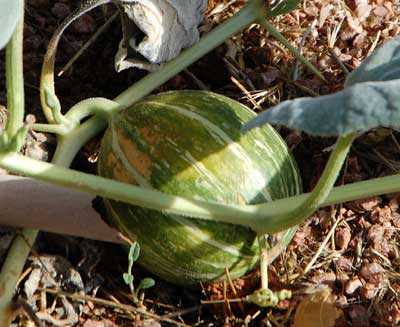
[98,90,302,285]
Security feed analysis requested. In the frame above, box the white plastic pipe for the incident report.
[0,175,122,243]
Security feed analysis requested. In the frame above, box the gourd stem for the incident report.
[64,98,121,123]
[258,133,355,234]
[52,116,108,166]
[5,0,25,139]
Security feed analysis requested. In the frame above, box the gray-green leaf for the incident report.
[137,278,155,292]
[0,0,22,49]
[267,0,301,18]
[243,79,400,137]
[123,273,134,285]
[345,36,400,87]
[128,242,140,263]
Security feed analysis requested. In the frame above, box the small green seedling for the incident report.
[123,242,155,304]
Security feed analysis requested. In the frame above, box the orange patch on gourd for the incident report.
[106,152,137,184]
[139,127,160,144]
[115,128,153,179]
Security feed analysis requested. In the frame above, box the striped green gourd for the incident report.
[98,90,302,285]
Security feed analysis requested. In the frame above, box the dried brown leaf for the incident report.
[292,288,341,327]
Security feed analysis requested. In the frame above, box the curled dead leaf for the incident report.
[292,288,342,327]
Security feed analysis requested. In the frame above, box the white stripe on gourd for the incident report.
[146,101,274,201]
[169,214,255,260]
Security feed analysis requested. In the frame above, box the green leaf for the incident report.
[243,79,400,137]
[137,278,155,292]
[123,273,134,285]
[345,36,400,87]
[267,0,301,18]
[0,0,22,49]
[128,242,140,263]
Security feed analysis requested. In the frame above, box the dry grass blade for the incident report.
[40,288,192,327]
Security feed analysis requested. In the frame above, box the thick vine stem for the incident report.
[51,116,108,166]
[2,135,398,238]
[254,133,356,234]
[31,97,120,135]
[253,133,354,305]
[0,229,38,326]
[64,97,122,123]
[5,0,25,138]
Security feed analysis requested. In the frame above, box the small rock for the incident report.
[347,197,381,212]
[318,209,333,230]
[336,294,347,306]
[30,0,49,8]
[72,15,96,34]
[367,224,385,246]
[356,4,372,21]
[391,212,400,228]
[374,6,389,17]
[336,272,350,287]
[389,246,400,265]
[347,305,370,327]
[348,231,363,259]
[51,3,71,19]
[83,319,116,327]
[310,272,336,286]
[370,205,391,224]
[345,276,363,295]
[336,226,352,250]
[388,195,399,212]
[359,262,384,284]
[357,216,371,229]
[390,303,400,325]
[344,209,355,218]
[359,283,378,300]
[35,14,47,29]
[336,257,354,272]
